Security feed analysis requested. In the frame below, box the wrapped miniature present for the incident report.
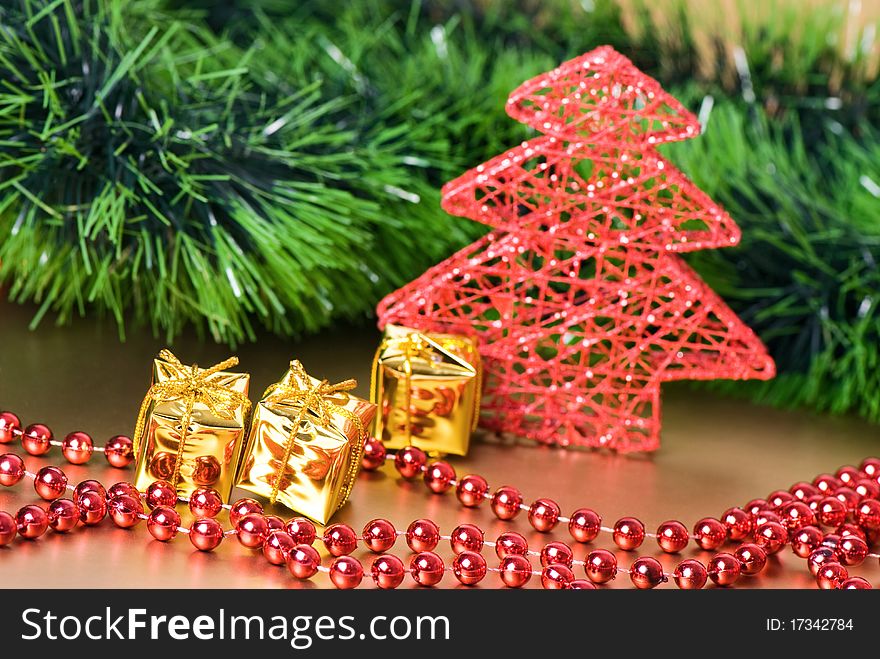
[237,360,376,524]
[132,349,251,500]
[371,324,481,456]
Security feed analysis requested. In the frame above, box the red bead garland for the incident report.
[0,412,132,467]
[2,405,880,591]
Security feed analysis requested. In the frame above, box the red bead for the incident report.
[735,543,768,575]
[410,552,445,587]
[263,531,296,564]
[145,480,177,510]
[494,531,528,559]
[323,523,358,556]
[813,473,842,494]
[569,579,598,590]
[147,506,180,541]
[500,555,533,588]
[0,453,25,486]
[836,523,866,540]
[805,494,824,515]
[237,513,270,549]
[287,544,321,579]
[692,518,726,550]
[455,474,488,507]
[74,479,106,501]
[61,431,93,464]
[104,435,134,468]
[656,520,689,553]
[542,563,575,589]
[808,547,837,576]
[838,536,868,567]
[852,479,879,501]
[839,577,872,589]
[107,482,140,500]
[329,556,363,589]
[816,562,848,590]
[490,486,523,520]
[817,496,847,527]
[707,552,741,587]
[394,446,427,479]
[836,465,861,486]
[16,505,49,539]
[744,499,767,516]
[585,549,617,584]
[856,499,880,531]
[190,518,224,551]
[362,519,397,553]
[821,533,841,552]
[452,551,487,586]
[754,522,788,554]
[108,494,143,528]
[360,437,386,471]
[721,508,754,541]
[568,508,601,543]
[450,523,484,554]
[47,499,78,532]
[76,490,107,525]
[189,488,223,518]
[371,554,406,589]
[791,526,823,558]
[423,461,455,494]
[860,457,880,478]
[754,510,781,528]
[286,518,317,546]
[834,486,860,512]
[34,466,68,501]
[766,490,794,509]
[630,557,666,589]
[0,511,16,546]
[0,411,21,444]
[528,498,561,533]
[229,498,263,527]
[264,515,285,534]
[406,518,440,552]
[777,501,817,533]
[673,559,707,589]
[540,541,574,568]
[22,423,52,456]
[789,482,820,501]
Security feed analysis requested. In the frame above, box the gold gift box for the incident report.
[237,361,376,525]
[132,350,251,501]
[371,324,481,456]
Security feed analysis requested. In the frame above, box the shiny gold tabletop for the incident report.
[1,300,877,588]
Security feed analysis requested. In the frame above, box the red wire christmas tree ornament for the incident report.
[378,46,775,452]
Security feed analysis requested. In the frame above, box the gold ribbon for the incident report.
[264,360,366,505]
[132,349,251,488]
[370,331,482,444]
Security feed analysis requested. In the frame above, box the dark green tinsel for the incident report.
[2,0,880,425]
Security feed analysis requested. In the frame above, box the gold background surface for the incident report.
[0,300,878,588]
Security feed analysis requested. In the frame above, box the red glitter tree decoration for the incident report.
[377,47,775,452]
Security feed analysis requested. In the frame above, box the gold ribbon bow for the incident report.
[132,349,251,488]
[264,360,366,505]
[370,331,482,444]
